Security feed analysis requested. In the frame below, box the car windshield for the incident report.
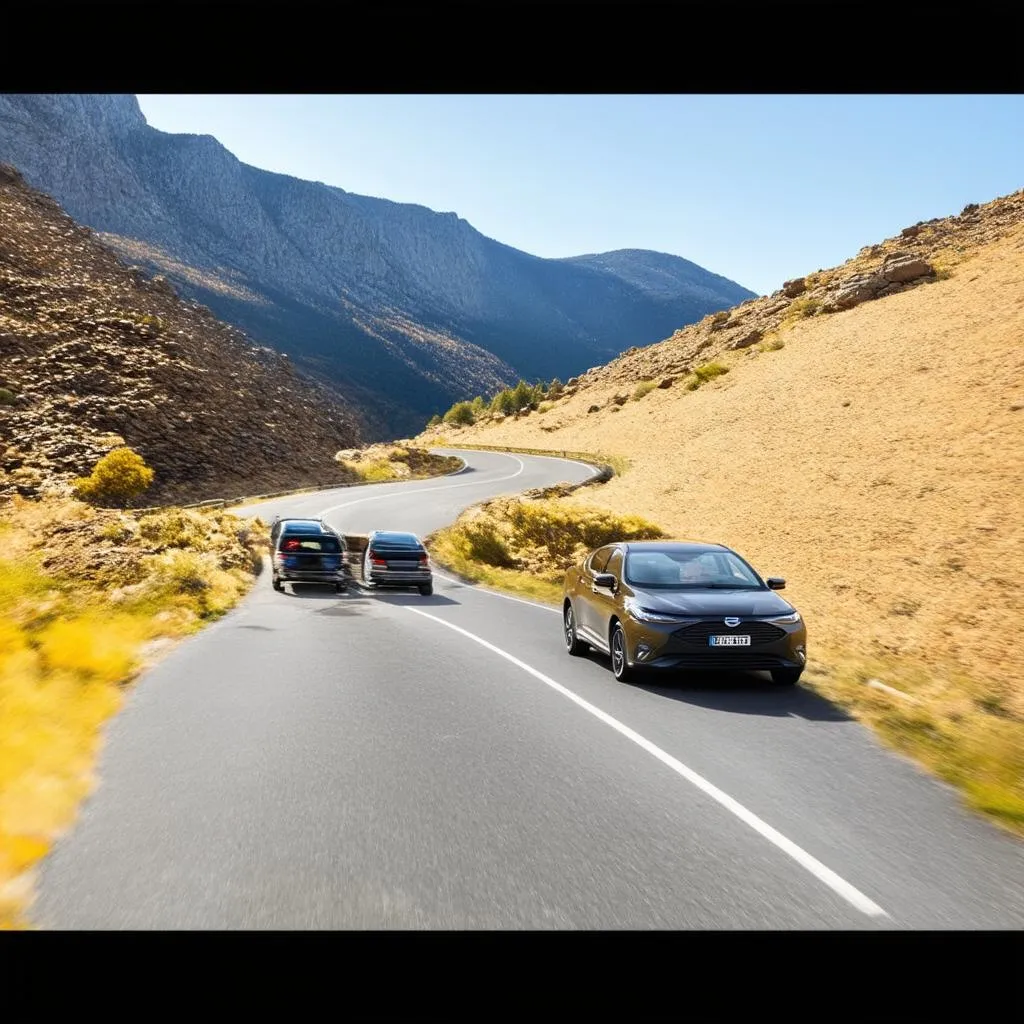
[624,549,763,589]
[281,535,340,553]
[373,532,420,547]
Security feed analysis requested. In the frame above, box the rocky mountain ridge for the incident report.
[0,163,364,505]
[0,93,756,437]
[525,187,1024,405]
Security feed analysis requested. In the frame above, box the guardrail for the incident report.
[129,443,620,516]
[131,452,467,515]
[431,441,627,478]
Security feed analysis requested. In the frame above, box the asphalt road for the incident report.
[32,450,1024,929]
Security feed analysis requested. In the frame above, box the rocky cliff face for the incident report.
[0,94,756,437]
[0,163,364,505]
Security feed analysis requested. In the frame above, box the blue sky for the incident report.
[136,94,1024,297]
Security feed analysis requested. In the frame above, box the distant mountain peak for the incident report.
[0,92,755,438]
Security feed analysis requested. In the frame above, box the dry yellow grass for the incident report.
[0,497,268,928]
[335,443,463,483]
[424,223,1024,833]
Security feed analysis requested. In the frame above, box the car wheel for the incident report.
[563,602,585,656]
[610,622,636,683]
[272,574,284,592]
[336,582,348,593]
[419,582,433,596]
[771,667,803,686]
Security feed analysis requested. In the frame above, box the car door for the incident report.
[588,547,623,647]
[577,545,613,644]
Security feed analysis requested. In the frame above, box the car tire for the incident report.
[771,667,803,686]
[336,582,348,594]
[610,622,636,683]
[563,602,585,656]
[419,583,433,596]
[272,574,284,592]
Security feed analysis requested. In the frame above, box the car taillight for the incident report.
[419,554,429,566]
[369,549,387,567]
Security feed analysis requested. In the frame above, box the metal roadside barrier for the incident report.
[434,441,618,467]
[128,444,616,516]
[431,442,619,482]
[131,452,468,515]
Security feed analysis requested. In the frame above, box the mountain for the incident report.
[0,94,756,438]
[0,163,363,506]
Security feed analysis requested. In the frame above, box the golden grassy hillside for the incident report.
[422,192,1024,831]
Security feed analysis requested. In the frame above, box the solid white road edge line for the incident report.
[316,454,526,516]
[404,607,889,920]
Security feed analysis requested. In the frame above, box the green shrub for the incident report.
[632,380,657,401]
[444,401,476,426]
[687,361,730,390]
[427,414,442,428]
[461,520,516,567]
[72,447,155,508]
[0,387,16,405]
[788,297,820,319]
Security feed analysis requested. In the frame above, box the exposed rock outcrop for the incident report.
[0,165,363,504]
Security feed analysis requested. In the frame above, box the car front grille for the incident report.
[652,652,796,670]
[671,620,787,646]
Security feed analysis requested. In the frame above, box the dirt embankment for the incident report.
[420,191,1024,832]
[0,163,365,507]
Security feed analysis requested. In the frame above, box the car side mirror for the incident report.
[766,577,786,590]
[594,573,617,591]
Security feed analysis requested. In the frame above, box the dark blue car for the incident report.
[270,517,350,593]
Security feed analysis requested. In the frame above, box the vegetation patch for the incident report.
[686,361,730,390]
[0,493,269,928]
[426,378,566,431]
[335,443,462,483]
[805,650,1024,836]
[428,496,665,604]
[784,296,821,324]
[632,380,657,401]
[71,447,154,509]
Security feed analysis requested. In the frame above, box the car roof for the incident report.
[370,531,422,544]
[620,540,730,553]
[278,519,334,533]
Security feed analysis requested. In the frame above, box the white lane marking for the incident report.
[404,607,889,920]
[316,454,527,516]
[437,448,600,479]
[431,570,561,614]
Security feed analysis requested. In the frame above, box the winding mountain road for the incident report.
[33,450,1024,929]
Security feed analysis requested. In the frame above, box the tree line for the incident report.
[427,377,566,429]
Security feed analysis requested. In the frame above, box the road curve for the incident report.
[32,449,1024,929]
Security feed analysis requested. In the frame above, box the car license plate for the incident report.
[709,635,751,646]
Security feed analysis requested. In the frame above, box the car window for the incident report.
[605,549,623,579]
[280,535,341,553]
[624,549,762,589]
[588,547,612,573]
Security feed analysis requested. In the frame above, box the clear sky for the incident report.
[135,94,1024,297]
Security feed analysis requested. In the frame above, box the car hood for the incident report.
[629,587,796,617]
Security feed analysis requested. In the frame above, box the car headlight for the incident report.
[625,599,697,624]
[769,611,802,625]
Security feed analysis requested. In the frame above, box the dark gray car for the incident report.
[271,517,350,593]
[361,530,433,596]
